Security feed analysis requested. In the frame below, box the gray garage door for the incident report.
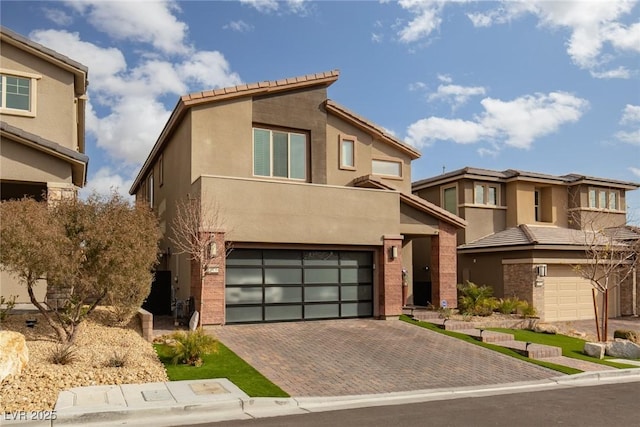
[225,249,373,323]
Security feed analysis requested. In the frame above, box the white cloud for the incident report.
[615,104,640,145]
[224,20,254,33]
[406,91,589,149]
[629,167,640,178]
[428,83,486,108]
[437,74,452,84]
[43,7,73,26]
[468,1,639,77]
[79,167,134,200]
[620,104,640,125]
[590,67,631,79]
[372,33,383,43]
[29,27,241,165]
[65,0,190,55]
[397,0,445,43]
[408,81,427,91]
[240,0,310,15]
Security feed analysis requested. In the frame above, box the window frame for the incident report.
[371,157,403,179]
[252,127,308,181]
[588,187,621,211]
[0,69,41,117]
[473,182,499,206]
[339,134,356,171]
[147,172,154,208]
[441,184,458,215]
[158,153,164,187]
[534,188,541,222]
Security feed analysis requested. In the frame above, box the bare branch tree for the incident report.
[570,206,639,342]
[169,194,231,322]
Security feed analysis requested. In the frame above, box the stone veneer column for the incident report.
[503,263,544,318]
[430,221,458,308]
[191,231,226,326]
[379,235,404,319]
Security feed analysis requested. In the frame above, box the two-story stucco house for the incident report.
[0,26,89,303]
[130,70,466,325]
[413,167,640,322]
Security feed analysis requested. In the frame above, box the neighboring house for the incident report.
[0,26,89,303]
[130,70,466,325]
[413,167,640,322]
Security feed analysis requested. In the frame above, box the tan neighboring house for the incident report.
[0,26,89,302]
[413,167,640,321]
[130,70,466,325]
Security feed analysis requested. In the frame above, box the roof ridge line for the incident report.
[519,224,538,244]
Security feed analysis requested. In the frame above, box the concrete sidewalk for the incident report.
[3,370,640,427]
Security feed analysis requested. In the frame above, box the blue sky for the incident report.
[2,0,639,219]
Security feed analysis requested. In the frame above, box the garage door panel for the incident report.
[226,249,373,323]
[544,265,595,322]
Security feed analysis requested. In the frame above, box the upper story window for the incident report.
[147,172,154,207]
[253,128,307,181]
[534,189,541,221]
[474,183,498,206]
[589,188,620,210]
[0,71,39,117]
[442,185,457,215]
[372,159,402,178]
[339,135,356,170]
[158,153,164,187]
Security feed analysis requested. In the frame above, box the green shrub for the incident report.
[438,307,453,319]
[613,329,639,343]
[458,282,498,316]
[168,328,218,367]
[0,295,16,322]
[496,297,521,315]
[517,301,537,318]
[50,343,77,365]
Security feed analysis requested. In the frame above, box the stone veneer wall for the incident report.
[191,231,226,325]
[619,268,639,316]
[503,263,544,319]
[379,235,404,318]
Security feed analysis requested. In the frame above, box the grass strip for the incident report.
[400,315,581,375]
[489,328,639,370]
[155,342,289,397]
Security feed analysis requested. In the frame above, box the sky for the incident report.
[1,0,639,220]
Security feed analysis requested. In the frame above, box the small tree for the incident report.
[0,193,160,343]
[573,220,639,342]
[170,195,230,322]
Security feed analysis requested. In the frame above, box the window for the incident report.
[339,135,355,170]
[442,185,457,215]
[372,159,401,178]
[474,183,499,206]
[0,72,39,115]
[534,189,541,221]
[253,128,307,180]
[147,172,154,207]
[589,187,620,210]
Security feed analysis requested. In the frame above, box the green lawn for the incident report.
[155,342,289,397]
[400,315,581,375]
[489,328,639,370]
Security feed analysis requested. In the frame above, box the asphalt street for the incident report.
[195,381,640,427]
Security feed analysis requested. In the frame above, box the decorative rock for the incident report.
[533,323,559,334]
[584,342,606,359]
[189,311,199,331]
[605,339,640,359]
[0,331,29,382]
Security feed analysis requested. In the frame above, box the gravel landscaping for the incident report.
[1,308,168,413]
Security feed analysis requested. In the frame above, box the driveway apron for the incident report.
[211,319,557,396]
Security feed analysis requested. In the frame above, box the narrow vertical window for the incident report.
[588,189,597,208]
[443,186,457,215]
[598,190,607,209]
[609,191,618,210]
[339,136,355,169]
[148,172,154,207]
[474,184,484,204]
[253,128,271,177]
[534,189,541,221]
[487,186,498,205]
[158,154,164,186]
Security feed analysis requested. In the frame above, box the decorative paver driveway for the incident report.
[210,319,557,396]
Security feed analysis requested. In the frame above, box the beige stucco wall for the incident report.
[1,271,46,303]
[1,43,78,150]
[197,175,400,245]
[1,138,72,183]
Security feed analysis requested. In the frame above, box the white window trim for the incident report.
[252,127,308,181]
[588,187,622,211]
[371,157,403,180]
[339,134,356,171]
[473,182,499,206]
[441,184,458,215]
[0,69,41,117]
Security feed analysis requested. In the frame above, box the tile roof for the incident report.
[458,224,631,251]
[413,167,640,190]
[181,70,340,105]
